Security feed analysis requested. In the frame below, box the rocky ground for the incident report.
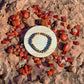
[0,0,84,84]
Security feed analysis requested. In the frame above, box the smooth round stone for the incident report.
[24,26,57,58]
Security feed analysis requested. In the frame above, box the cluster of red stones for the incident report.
[8,44,28,59]
[18,65,33,75]
[1,10,30,44]
[52,54,72,67]
[0,4,80,76]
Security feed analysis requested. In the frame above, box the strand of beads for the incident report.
[28,32,52,53]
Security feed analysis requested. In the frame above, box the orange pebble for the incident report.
[47,71,52,76]
[61,22,66,27]
[75,25,80,29]
[12,15,19,21]
[6,32,14,36]
[34,58,39,61]
[29,68,33,73]
[1,40,7,44]
[13,31,19,36]
[16,44,20,48]
[60,34,68,41]
[36,60,41,64]
[63,43,70,52]
[59,63,64,67]
[12,20,20,26]
[50,69,56,74]
[22,69,26,75]
[25,65,28,74]
[61,16,67,22]
[8,49,14,54]
[20,51,24,57]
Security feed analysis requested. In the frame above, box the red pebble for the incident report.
[60,34,68,41]
[67,24,71,29]
[12,15,19,21]
[5,38,10,41]
[12,20,20,26]
[47,71,52,76]
[23,55,28,59]
[63,43,70,51]
[50,69,56,74]
[6,32,14,36]
[21,10,30,19]
[20,51,24,57]
[53,15,58,18]
[1,40,7,44]
[62,51,67,54]
[22,69,26,75]
[59,30,65,34]
[59,63,64,67]
[19,68,24,74]
[73,41,79,45]
[36,60,41,64]
[33,5,39,10]
[20,23,25,29]
[49,63,54,68]
[25,65,28,74]
[66,58,72,63]
[16,44,20,48]
[61,22,66,27]
[61,16,67,22]
[57,37,61,42]
[71,28,78,35]
[75,25,80,29]
[13,31,19,36]
[8,49,14,54]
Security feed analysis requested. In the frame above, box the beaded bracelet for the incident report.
[28,32,52,53]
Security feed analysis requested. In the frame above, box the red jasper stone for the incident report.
[62,51,67,54]
[21,10,30,19]
[25,65,28,74]
[61,16,67,22]
[67,24,71,29]
[12,15,19,21]
[59,63,64,67]
[59,30,65,34]
[12,20,20,26]
[63,43,70,51]
[8,49,14,54]
[1,40,7,44]
[6,32,14,36]
[47,71,52,76]
[53,15,58,18]
[75,25,80,29]
[49,63,54,68]
[73,41,79,45]
[60,34,68,41]
[23,55,28,59]
[36,60,41,64]
[13,31,19,36]
[50,69,56,74]
[19,68,24,74]
[66,58,72,63]
[5,38,10,41]
[33,5,39,10]
[71,28,78,35]
[57,56,62,61]
[20,51,24,57]
[57,37,61,42]
[61,22,66,27]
